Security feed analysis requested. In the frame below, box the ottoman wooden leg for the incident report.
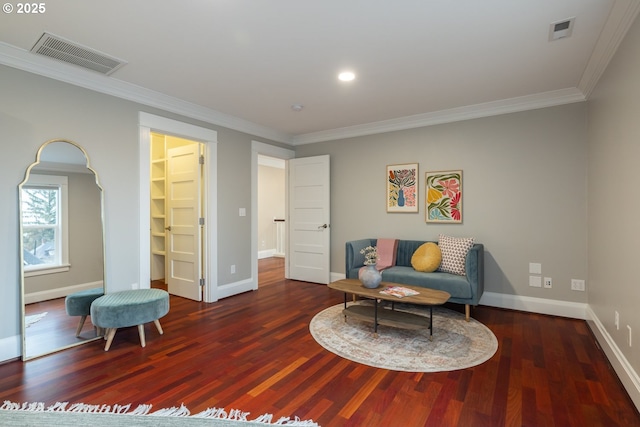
[138,324,146,348]
[104,328,117,351]
[75,315,87,337]
[154,319,164,335]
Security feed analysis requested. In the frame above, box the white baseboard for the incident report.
[258,249,276,259]
[216,278,256,300]
[0,335,21,362]
[24,281,104,305]
[479,291,589,320]
[587,307,640,410]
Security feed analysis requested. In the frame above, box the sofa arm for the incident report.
[345,239,376,278]
[465,243,485,305]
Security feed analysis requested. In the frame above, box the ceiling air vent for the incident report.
[30,32,127,75]
[549,17,575,41]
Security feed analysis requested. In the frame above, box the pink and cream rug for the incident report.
[309,302,497,372]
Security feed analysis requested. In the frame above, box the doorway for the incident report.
[150,132,204,301]
[251,141,294,286]
[257,155,285,286]
[139,112,218,303]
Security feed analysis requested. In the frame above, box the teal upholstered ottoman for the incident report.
[65,288,104,337]
[90,289,169,351]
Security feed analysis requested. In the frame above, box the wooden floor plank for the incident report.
[1,257,638,427]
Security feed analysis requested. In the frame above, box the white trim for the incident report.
[251,141,295,290]
[0,42,290,144]
[24,280,103,304]
[479,291,588,320]
[258,249,276,259]
[216,278,255,300]
[587,307,640,410]
[292,88,586,145]
[578,0,640,97]
[138,113,218,302]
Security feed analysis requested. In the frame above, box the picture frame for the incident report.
[425,170,463,223]
[387,163,418,213]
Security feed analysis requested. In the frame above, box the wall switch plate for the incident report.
[529,263,542,274]
[544,277,552,288]
[628,325,632,347]
[230,264,236,274]
[615,311,620,330]
[529,275,542,287]
[571,279,585,291]
[239,208,246,217]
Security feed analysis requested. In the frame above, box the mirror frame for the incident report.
[19,139,106,361]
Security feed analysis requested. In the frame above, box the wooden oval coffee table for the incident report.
[328,279,451,340]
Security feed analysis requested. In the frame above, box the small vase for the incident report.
[359,264,382,289]
[398,188,405,207]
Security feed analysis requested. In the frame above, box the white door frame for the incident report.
[139,112,219,302]
[251,141,295,285]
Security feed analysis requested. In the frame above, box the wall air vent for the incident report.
[549,17,575,41]
[30,32,127,75]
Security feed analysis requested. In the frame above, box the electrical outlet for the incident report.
[571,279,585,291]
[615,311,620,330]
[529,263,542,274]
[230,264,236,274]
[529,276,542,287]
[544,277,552,288]
[627,325,632,347]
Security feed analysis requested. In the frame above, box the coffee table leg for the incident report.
[343,293,347,321]
[429,306,433,341]
[374,299,379,337]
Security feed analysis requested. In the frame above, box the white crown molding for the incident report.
[578,0,640,98]
[292,88,586,145]
[2,0,636,149]
[0,42,292,145]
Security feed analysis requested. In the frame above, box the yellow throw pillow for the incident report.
[411,242,442,272]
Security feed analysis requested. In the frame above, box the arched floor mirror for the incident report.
[19,139,105,360]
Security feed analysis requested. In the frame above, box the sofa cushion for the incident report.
[381,266,472,299]
[438,234,474,276]
[411,242,441,272]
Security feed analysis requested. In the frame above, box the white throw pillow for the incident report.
[438,234,474,276]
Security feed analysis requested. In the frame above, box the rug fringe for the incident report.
[1,401,319,426]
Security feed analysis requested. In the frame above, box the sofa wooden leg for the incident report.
[465,305,470,322]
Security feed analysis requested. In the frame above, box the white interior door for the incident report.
[166,144,202,301]
[288,155,330,284]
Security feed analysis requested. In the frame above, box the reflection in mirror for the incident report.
[19,139,105,360]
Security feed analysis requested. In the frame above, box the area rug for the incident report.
[309,302,498,372]
[24,312,48,328]
[0,401,319,427]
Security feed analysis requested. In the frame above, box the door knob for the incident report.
[318,224,328,230]
[165,226,172,231]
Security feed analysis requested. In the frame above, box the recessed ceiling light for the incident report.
[291,104,304,112]
[338,71,356,82]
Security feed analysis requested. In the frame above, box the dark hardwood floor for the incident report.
[2,257,638,427]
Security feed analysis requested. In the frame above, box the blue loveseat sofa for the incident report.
[345,239,484,320]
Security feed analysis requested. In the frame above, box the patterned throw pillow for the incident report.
[438,234,474,276]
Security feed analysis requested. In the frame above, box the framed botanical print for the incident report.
[387,163,418,213]
[425,170,462,223]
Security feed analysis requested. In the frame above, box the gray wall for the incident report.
[24,170,103,295]
[295,103,589,303]
[587,13,640,377]
[0,64,283,356]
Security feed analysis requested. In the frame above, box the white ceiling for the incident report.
[1,1,639,145]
